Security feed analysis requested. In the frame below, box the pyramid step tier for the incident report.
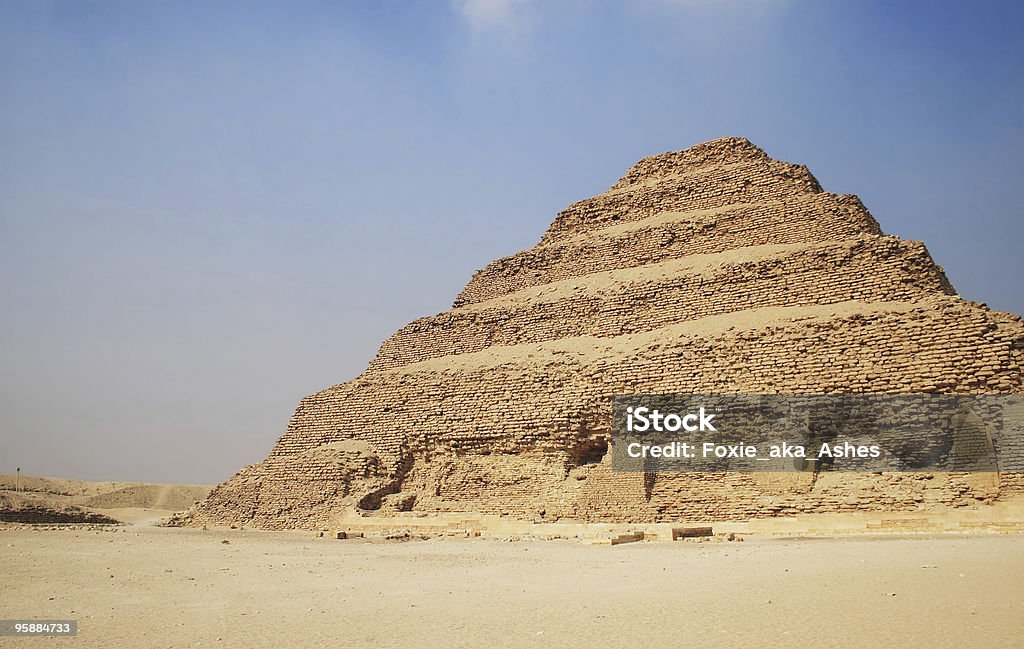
[274,298,1024,462]
[376,236,953,371]
[609,136,773,190]
[539,157,824,245]
[455,194,879,307]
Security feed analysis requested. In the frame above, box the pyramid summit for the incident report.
[190,137,1024,529]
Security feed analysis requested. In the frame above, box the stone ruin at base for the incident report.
[189,137,1024,530]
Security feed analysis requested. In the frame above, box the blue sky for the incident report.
[1,0,1022,483]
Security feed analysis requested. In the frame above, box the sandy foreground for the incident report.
[2,518,1022,649]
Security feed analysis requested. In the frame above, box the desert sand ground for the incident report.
[2,520,1022,649]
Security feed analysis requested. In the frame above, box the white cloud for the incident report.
[452,0,534,34]
[646,0,790,8]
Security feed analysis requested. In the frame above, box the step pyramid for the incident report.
[191,137,1024,529]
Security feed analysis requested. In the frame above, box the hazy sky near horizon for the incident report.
[1,1,1022,484]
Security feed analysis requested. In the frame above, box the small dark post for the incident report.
[16,467,20,492]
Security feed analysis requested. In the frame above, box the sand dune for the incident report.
[0,474,211,525]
